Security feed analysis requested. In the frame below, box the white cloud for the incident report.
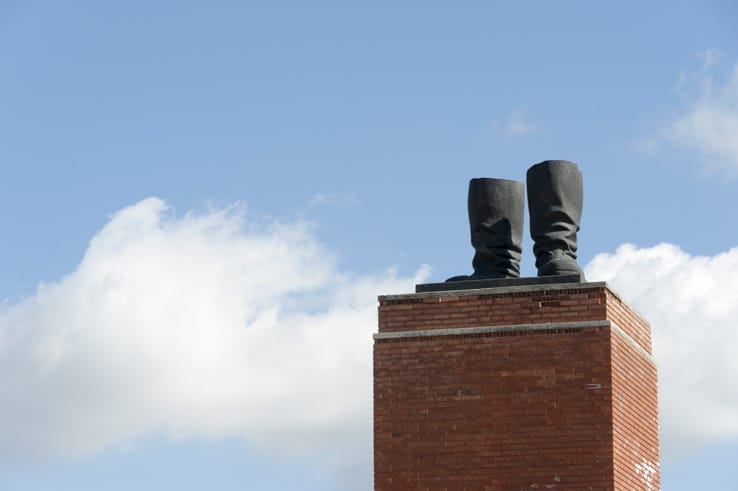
[309,187,359,208]
[586,243,738,460]
[4,198,737,479]
[0,198,428,487]
[654,52,738,176]
[503,110,539,136]
[487,109,539,138]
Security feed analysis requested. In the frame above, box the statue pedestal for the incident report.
[374,282,659,490]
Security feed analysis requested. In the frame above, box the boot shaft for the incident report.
[468,178,524,278]
[526,160,584,275]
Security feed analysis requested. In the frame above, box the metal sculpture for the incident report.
[447,160,584,282]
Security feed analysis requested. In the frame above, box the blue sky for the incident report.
[1,1,737,489]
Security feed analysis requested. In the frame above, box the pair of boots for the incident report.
[447,160,584,282]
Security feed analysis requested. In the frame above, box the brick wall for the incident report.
[611,331,660,490]
[374,282,659,490]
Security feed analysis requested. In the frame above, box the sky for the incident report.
[1,1,737,489]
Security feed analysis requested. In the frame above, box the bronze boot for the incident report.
[526,160,584,279]
[446,178,524,281]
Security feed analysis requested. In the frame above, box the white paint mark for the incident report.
[635,458,660,491]
[528,480,558,489]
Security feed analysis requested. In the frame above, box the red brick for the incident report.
[374,283,659,490]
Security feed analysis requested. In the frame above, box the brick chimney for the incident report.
[373,281,659,490]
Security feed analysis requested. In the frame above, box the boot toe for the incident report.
[538,258,585,280]
[445,274,472,282]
